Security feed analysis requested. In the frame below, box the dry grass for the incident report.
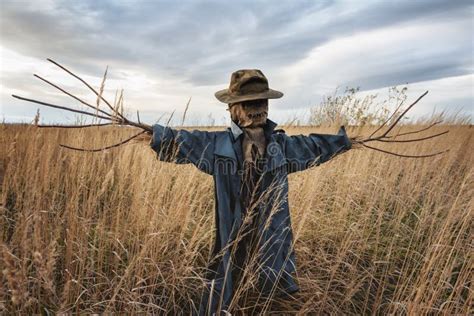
[0,122,472,314]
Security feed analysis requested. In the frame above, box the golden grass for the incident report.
[0,122,472,314]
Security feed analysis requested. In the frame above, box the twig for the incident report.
[12,94,113,121]
[60,130,147,152]
[47,58,127,121]
[373,130,449,143]
[387,121,443,138]
[369,95,407,138]
[379,90,429,138]
[362,143,448,158]
[33,74,112,118]
[38,123,113,128]
[350,90,449,158]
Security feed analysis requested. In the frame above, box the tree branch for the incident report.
[38,123,113,128]
[362,143,448,158]
[47,58,127,121]
[59,130,147,152]
[34,74,113,118]
[12,94,113,121]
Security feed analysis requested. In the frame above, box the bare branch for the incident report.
[373,130,449,143]
[379,90,429,138]
[12,94,113,121]
[33,74,112,118]
[47,58,127,121]
[15,60,155,152]
[387,121,443,138]
[368,95,406,138]
[59,130,147,152]
[362,143,448,158]
[38,123,113,128]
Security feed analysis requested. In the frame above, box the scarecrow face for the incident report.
[228,99,268,128]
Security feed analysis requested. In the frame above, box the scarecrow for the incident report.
[149,69,353,313]
[12,61,448,315]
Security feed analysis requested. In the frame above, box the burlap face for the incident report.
[228,99,268,128]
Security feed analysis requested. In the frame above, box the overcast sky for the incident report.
[1,0,472,125]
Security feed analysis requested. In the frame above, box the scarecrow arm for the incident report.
[283,126,351,174]
[150,124,215,175]
[349,91,449,158]
[11,59,154,152]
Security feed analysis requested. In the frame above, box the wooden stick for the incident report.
[379,91,429,138]
[362,143,448,158]
[387,121,443,138]
[369,95,407,138]
[38,123,113,128]
[34,74,112,118]
[373,130,449,143]
[12,94,113,121]
[59,130,147,152]
[47,58,127,121]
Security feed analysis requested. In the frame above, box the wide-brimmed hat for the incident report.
[215,69,283,104]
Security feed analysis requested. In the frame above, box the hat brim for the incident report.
[214,88,283,104]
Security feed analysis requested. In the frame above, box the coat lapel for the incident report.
[218,119,286,172]
[214,132,237,161]
[263,120,286,172]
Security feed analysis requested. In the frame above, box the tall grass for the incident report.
[1,120,472,314]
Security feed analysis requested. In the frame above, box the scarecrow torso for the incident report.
[150,121,352,314]
[209,126,299,303]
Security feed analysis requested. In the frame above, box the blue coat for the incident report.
[150,119,352,314]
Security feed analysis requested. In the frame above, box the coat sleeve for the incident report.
[282,126,352,174]
[150,124,215,175]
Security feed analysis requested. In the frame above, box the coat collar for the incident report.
[230,120,243,140]
[229,119,278,142]
[215,119,285,172]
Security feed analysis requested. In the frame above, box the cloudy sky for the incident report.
[1,0,472,125]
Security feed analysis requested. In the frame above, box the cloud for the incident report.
[1,0,472,123]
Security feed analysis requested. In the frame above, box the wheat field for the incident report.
[0,122,472,314]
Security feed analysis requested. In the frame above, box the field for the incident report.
[1,122,472,314]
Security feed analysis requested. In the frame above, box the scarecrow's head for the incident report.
[214,69,283,128]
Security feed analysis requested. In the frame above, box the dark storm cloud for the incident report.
[343,56,473,91]
[1,0,472,89]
